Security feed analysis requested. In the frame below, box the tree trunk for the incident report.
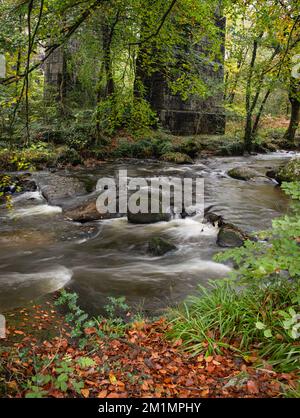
[101,21,116,97]
[284,78,300,143]
[244,39,259,153]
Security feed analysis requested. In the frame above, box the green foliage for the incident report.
[55,290,90,348]
[281,182,300,200]
[96,95,158,136]
[55,290,131,343]
[104,296,129,319]
[169,182,300,372]
[169,279,300,372]
[24,356,89,398]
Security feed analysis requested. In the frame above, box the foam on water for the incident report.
[12,191,44,203]
[0,266,72,289]
[9,204,62,218]
[167,218,217,241]
[78,259,231,282]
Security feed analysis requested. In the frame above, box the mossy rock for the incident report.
[161,152,193,164]
[228,166,263,181]
[148,237,177,256]
[277,158,300,183]
[217,224,249,248]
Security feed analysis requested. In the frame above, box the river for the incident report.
[0,151,297,315]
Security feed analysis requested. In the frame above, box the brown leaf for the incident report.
[14,330,25,335]
[97,390,108,398]
[81,389,90,398]
[247,380,259,394]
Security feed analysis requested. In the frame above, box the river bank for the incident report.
[0,291,298,398]
[1,120,299,172]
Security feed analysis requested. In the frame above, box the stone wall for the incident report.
[44,46,66,101]
[138,17,226,136]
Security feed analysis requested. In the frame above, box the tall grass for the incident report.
[168,279,300,372]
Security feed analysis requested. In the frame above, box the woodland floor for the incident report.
[0,296,298,399]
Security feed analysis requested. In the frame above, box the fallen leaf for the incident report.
[81,389,90,398]
[247,380,259,394]
[97,390,108,398]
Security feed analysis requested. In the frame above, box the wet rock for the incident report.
[36,173,86,205]
[228,166,274,184]
[0,173,37,195]
[63,192,119,223]
[18,173,37,192]
[127,211,172,224]
[160,152,194,164]
[204,211,224,227]
[148,237,177,256]
[217,223,250,248]
[277,158,300,183]
[228,166,263,181]
[266,168,280,180]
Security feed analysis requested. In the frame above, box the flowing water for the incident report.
[0,151,298,314]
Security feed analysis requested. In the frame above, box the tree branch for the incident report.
[129,0,178,46]
[0,0,108,86]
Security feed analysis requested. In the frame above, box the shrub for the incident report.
[168,181,300,372]
[96,94,158,136]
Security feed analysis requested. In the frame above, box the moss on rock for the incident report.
[277,158,300,183]
[160,152,193,164]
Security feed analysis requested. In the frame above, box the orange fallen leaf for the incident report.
[14,330,25,335]
[97,390,108,398]
[81,389,90,398]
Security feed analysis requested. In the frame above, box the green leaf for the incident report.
[264,329,272,338]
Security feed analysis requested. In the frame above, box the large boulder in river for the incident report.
[228,166,261,181]
[63,192,119,223]
[277,158,300,183]
[36,173,86,205]
[161,152,194,164]
[217,223,250,248]
[148,237,177,256]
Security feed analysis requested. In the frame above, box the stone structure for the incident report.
[137,17,226,136]
[44,40,80,101]
[44,46,67,101]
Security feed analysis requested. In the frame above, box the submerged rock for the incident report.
[148,237,177,256]
[0,229,54,247]
[127,211,172,224]
[277,158,300,183]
